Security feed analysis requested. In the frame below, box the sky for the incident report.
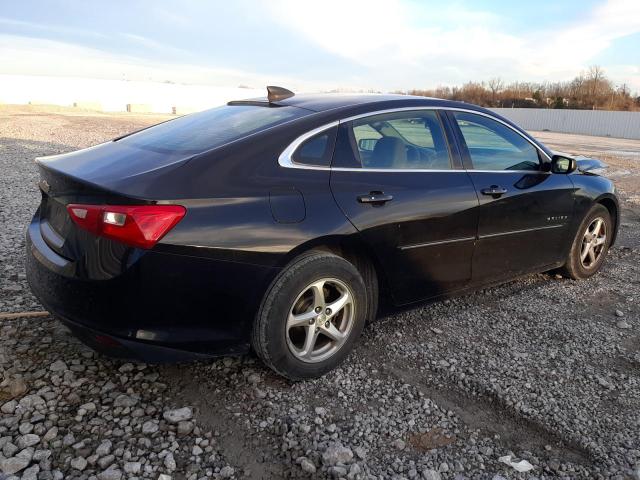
[1,0,639,93]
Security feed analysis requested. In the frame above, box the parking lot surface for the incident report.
[1,106,639,479]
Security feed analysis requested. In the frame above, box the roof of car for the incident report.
[277,93,436,111]
[234,93,465,113]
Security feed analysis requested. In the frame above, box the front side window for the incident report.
[350,110,452,170]
[452,112,541,171]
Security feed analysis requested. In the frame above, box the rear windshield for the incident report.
[117,104,309,154]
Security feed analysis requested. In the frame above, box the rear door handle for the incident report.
[480,185,507,197]
[357,192,394,205]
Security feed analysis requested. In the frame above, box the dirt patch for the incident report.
[408,428,456,451]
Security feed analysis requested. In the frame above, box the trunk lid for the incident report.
[35,139,195,261]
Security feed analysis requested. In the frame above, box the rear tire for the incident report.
[252,251,369,380]
[560,204,612,280]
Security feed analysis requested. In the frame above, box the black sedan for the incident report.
[26,87,619,380]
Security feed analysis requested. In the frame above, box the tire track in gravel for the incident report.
[381,361,592,465]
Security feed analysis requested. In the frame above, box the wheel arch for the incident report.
[279,235,389,313]
[595,194,619,246]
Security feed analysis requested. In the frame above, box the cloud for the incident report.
[0,16,107,39]
[268,0,640,89]
[0,1,638,93]
[528,0,640,73]
[118,33,194,58]
[0,34,329,91]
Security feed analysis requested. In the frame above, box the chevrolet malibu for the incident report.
[26,87,619,380]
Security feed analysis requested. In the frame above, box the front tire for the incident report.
[561,204,612,279]
[252,251,368,380]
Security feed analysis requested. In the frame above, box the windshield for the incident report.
[117,104,310,154]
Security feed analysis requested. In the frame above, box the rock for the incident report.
[392,438,406,450]
[3,441,18,457]
[615,309,624,317]
[124,461,142,474]
[422,468,442,480]
[98,454,116,469]
[177,421,194,436]
[163,407,193,424]
[113,394,138,408]
[322,444,354,466]
[247,373,261,384]
[192,445,203,455]
[19,422,34,434]
[71,456,88,470]
[617,320,631,329]
[22,464,40,480]
[96,440,112,457]
[354,447,366,460]
[62,433,75,447]
[98,468,123,480]
[219,466,235,478]
[33,449,51,462]
[300,458,316,473]
[9,378,28,398]
[597,376,614,389]
[142,420,159,434]
[315,406,327,416]
[19,395,44,409]
[330,466,347,477]
[79,402,96,412]
[164,452,176,471]
[49,360,67,372]
[158,475,172,480]
[1,399,17,414]
[118,363,134,373]
[17,434,40,449]
[1,455,30,474]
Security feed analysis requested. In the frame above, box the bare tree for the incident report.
[402,67,638,111]
[487,78,504,106]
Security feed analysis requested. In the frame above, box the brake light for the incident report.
[66,204,186,249]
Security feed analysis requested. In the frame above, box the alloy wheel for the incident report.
[286,278,355,363]
[580,217,607,269]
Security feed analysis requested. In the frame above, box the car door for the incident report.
[445,110,575,282]
[329,109,479,304]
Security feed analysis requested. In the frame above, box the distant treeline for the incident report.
[396,66,640,111]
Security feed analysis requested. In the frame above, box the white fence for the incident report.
[491,108,640,140]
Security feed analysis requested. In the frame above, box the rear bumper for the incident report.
[61,317,212,362]
[26,214,279,360]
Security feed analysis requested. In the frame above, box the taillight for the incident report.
[66,204,186,249]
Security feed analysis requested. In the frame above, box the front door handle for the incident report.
[357,192,394,205]
[480,185,507,198]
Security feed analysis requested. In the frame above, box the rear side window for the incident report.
[292,127,337,167]
[117,105,310,154]
[452,112,541,171]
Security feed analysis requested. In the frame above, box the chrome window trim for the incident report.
[278,121,339,171]
[277,106,552,171]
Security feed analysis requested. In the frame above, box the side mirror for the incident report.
[551,155,577,174]
[358,138,378,152]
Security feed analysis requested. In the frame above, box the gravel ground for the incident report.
[1,105,639,480]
